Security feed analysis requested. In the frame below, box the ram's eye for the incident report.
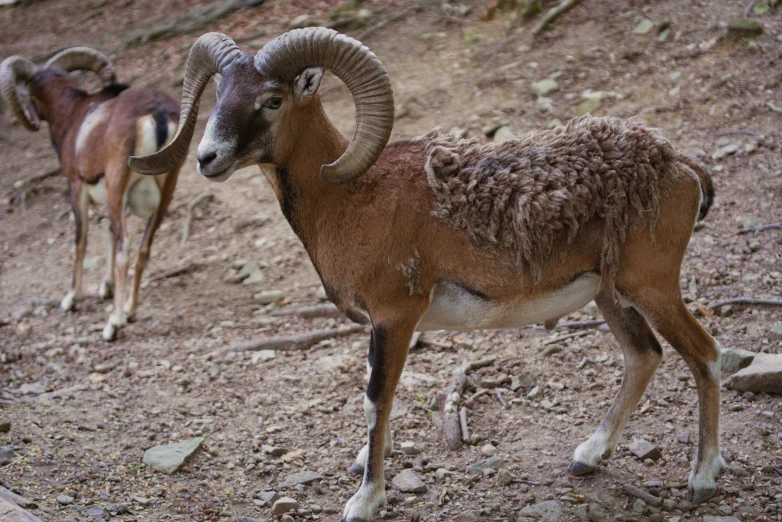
[265,97,283,110]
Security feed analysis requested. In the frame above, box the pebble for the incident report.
[85,506,110,521]
[633,19,654,35]
[142,437,204,474]
[19,382,46,395]
[279,470,323,488]
[496,468,513,486]
[251,350,276,364]
[574,97,601,116]
[632,498,646,513]
[729,353,782,394]
[289,14,314,29]
[399,441,422,455]
[628,438,661,461]
[272,497,299,516]
[0,420,9,433]
[435,468,454,480]
[712,142,740,160]
[57,494,74,505]
[530,78,559,96]
[253,290,284,304]
[467,455,503,473]
[0,446,15,465]
[727,462,749,477]
[519,500,564,519]
[280,516,295,522]
[392,469,427,493]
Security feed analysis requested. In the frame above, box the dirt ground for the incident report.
[1,0,781,521]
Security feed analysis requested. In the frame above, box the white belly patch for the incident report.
[417,274,600,331]
[127,173,161,219]
[87,178,108,206]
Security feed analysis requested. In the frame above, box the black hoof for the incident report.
[687,486,717,504]
[347,462,364,475]
[569,460,598,476]
[126,315,137,324]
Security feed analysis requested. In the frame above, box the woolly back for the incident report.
[424,115,678,284]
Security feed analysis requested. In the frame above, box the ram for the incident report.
[1,48,184,341]
[130,28,722,522]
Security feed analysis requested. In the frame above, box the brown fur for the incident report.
[422,115,707,284]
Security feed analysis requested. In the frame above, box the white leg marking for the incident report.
[60,290,78,312]
[342,482,386,522]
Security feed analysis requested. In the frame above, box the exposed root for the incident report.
[228,324,367,353]
[148,262,203,282]
[622,483,662,507]
[443,357,497,449]
[738,222,781,234]
[270,304,344,319]
[708,297,782,310]
[531,0,581,37]
[182,192,214,245]
[541,330,589,347]
[7,167,61,205]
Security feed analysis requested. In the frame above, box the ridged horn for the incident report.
[128,33,243,175]
[254,27,394,184]
[44,47,117,86]
[0,56,41,131]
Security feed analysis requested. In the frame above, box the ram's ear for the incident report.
[293,67,324,105]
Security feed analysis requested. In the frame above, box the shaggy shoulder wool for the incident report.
[423,115,688,283]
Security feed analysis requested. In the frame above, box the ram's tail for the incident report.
[679,154,714,221]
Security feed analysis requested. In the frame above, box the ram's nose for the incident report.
[197,150,218,170]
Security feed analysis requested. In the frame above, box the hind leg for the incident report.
[98,226,115,300]
[60,183,89,312]
[571,291,662,474]
[633,294,723,503]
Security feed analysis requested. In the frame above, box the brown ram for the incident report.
[130,28,722,522]
[1,48,184,341]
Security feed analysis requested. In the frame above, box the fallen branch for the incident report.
[738,222,782,234]
[767,101,782,113]
[0,487,42,522]
[0,487,36,510]
[464,388,491,407]
[622,483,662,507]
[122,0,266,50]
[494,388,508,408]
[458,406,470,443]
[270,303,344,319]
[229,324,367,353]
[531,0,580,37]
[541,330,588,346]
[182,192,214,245]
[705,130,760,138]
[148,262,202,282]
[356,5,424,40]
[744,0,760,18]
[708,297,782,309]
[7,167,61,204]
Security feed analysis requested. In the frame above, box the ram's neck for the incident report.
[42,86,86,149]
[272,100,349,255]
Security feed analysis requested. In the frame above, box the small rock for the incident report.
[496,468,513,486]
[251,350,276,364]
[769,324,782,341]
[0,421,9,433]
[272,497,299,516]
[530,78,559,96]
[519,500,564,519]
[704,516,742,522]
[481,444,498,457]
[391,469,427,493]
[628,438,661,461]
[511,374,536,391]
[712,142,740,161]
[588,502,608,521]
[493,125,514,142]
[728,353,782,394]
[279,470,323,488]
[19,382,46,395]
[253,290,283,304]
[289,14,315,29]
[242,270,265,285]
[455,512,479,522]
[142,437,204,474]
[280,516,294,522]
[727,17,762,34]
[632,498,646,513]
[721,347,757,376]
[633,19,654,35]
[399,441,422,455]
[662,498,677,512]
[727,462,749,477]
[435,468,454,480]
[748,238,761,252]
[234,517,263,522]
[85,506,110,521]
[0,446,14,465]
[677,431,690,444]
[468,455,504,473]
[574,97,601,116]
[262,445,287,456]
[57,494,74,505]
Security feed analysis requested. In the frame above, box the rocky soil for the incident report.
[1,0,781,521]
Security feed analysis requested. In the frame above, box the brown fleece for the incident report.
[423,115,706,284]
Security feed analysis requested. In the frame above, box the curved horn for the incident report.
[44,47,117,86]
[254,27,394,184]
[128,33,243,175]
[0,56,40,131]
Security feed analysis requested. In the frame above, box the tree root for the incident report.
[228,324,367,353]
[443,356,497,449]
[182,192,214,245]
[531,0,580,37]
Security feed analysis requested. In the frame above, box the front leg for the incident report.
[61,183,89,312]
[343,319,416,522]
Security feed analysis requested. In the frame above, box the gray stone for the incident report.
[587,502,608,521]
[703,516,741,522]
[19,382,46,395]
[256,490,279,503]
[253,290,283,304]
[633,19,654,35]
[234,517,263,522]
[399,441,422,455]
[511,373,537,391]
[628,438,661,461]
[727,462,749,477]
[142,437,203,474]
[242,270,265,285]
[769,325,782,340]
[455,512,479,522]
[467,455,504,473]
[435,468,454,480]
[85,506,110,521]
[721,347,757,376]
[677,431,690,444]
[530,78,559,96]
[519,500,564,519]
[0,446,14,465]
[262,445,287,456]
[391,469,427,493]
[728,353,782,394]
[289,14,315,29]
[57,494,74,505]
[496,468,513,486]
[712,142,740,161]
[251,350,276,364]
[493,126,515,142]
[279,470,323,488]
[481,444,498,457]
[662,498,677,511]
[280,516,294,522]
[574,97,601,116]
[632,498,646,513]
[272,497,299,516]
[727,17,762,33]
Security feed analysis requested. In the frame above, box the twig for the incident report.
[744,0,760,18]
[228,324,367,353]
[622,483,662,507]
[458,406,470,443]
[270,304,344,319]
[707,297,782,309]
[464,388,491,407]
[738,222,782,234]
[494,388,508,408]
[485,0,540,67]
[356,5,424,40]
[148,262,202,282]
[464,356,497,372]
[419,338,453,350]
[556,319,606,329]
[443,370,467,449]
[705,130,760,138]
[7,167,61,204]
[531,0,581,37]
[182,192,214,245]
[514,479,541,485]
[767,101,782,113]
[541,330,588,346]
